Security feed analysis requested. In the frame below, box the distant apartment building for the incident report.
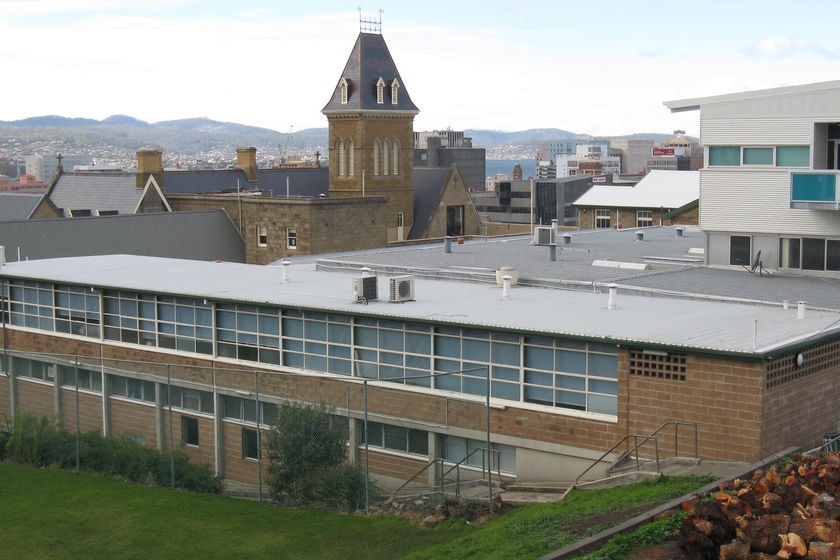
[471,175,592,226]
[610,138,655,175]
[25,155,91,183]
[413,130,485,191]
[558,143,620,178]
[645,131,703,172]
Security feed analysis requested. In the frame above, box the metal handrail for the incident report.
[390,447,502,499]
[572,420,699,487]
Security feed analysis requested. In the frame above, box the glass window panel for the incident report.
[524,385,553,405]
[379,329,403,351]
[238,312,257,333]
[283,352,304,368]
[555,374,585,391]
[525,345,553,370]
[356,362,378,378]
[195,307,212,326]
[524,370,552,387]
[406,355,429,370]
[435,372,461,391]
[491,380,519,400]
[306,320,327,341]
[589,353,618,378]
[158,302,175,322]
[434,336,460,358]
[282,317,303,338]
[588,394,617,415]
[776,146,810,167]
[379,365,404,379]
[364,421,384,446]
[305,341,326,355]
[355,348,377,362]
[329,358,352,375]
[802,238,826,270]
[462,338,490,362]
[743,147,773,165]
[217,309,236,329]
[730,235,751,266]
[258,314,279,335]
[491,366,519,382]
[442,436,467,461]
[556,349,586,373]
[260,348,280,365]
[589,379,618,395]
[407,429,429,455]
[405,332,430,353]
[779,238,801,269]
[709,146,740,166]
[827,240,840,271]
[556,390,586,409]
[463,376,486,396]
[354,326,378,347]
[329,345,351,358]
[328,323,351,344]
[176,305,194,324]
[379,351,402,366]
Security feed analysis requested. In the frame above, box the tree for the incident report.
[264,402,370,511]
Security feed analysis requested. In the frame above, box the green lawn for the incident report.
[0,462,711,560]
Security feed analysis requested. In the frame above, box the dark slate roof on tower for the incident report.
[322,33,419,114]
[409,167,451,239]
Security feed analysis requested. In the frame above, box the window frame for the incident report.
[181,416,200,447]
[286,228,297,250]
[257,226,268,247]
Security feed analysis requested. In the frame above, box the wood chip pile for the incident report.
[678,452,840,559]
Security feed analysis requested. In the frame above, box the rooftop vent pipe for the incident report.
[281,259,291,283]
[607,284,617,310]
[501,275,512,300]
[635,231,644,242]
[444,236,453,254]
[676,227,684,237]
[563,233,572,245]
[797,301,806,320]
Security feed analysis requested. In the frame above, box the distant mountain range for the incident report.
[0,115,675,158]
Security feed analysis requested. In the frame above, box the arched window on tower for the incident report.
[383,139,390,175]
[337,139,345,177]
[376,77,386,104]
[373,139,380,176]
[347,138,354,176]
[340,78,349,104]
[391,79,400,105]
[392,138,400,175]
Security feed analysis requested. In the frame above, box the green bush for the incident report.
[4,412,221,493]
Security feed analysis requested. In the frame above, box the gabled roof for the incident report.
[409,167,451,239]
[0,193,42,221]
[0,210,245,262]
[322,33,419,114]
[572,170,699,209]
[48,172,154,215]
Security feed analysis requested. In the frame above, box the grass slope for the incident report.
[0,462,711,560]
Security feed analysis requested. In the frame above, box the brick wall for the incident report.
[58,389,103,434]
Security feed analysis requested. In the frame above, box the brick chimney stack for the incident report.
[136,148,164,189]
[236,146,258,182]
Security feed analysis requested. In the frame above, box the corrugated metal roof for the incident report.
[0,211,245,262]
[2,250,837,358]
[572,170,698,209]
[0,193,42,221]
[664,79,840,113]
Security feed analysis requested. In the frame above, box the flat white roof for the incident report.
[2,253,838,358]
[572,170,698,209]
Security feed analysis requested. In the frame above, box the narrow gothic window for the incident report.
[337,139,345,177]
[347,138,354,176]
[392,138,400,175]
[391,79,399,105]
[340,78,349,104]
[373,140,380,176]
[376,77,385,104]
[383,139,390,175]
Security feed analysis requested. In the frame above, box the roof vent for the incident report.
[495,267,518,287]
[389,275,415,303]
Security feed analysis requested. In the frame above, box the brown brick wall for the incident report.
[360,449,428,482]
[167,194,388,264]
[220,422,263,484]
[110,400,159,446]
[627,352,765,463]
[0,374,9,420]
[164,410,216,467]
[15,379,55,419]
[58,389,103,434]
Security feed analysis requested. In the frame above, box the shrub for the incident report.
[5,412,73,467]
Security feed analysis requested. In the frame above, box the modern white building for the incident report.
[665,80,840,272]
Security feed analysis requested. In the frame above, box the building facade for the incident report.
[665,80,840,271]
[2,252,839,490]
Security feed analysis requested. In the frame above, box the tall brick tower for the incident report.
[322,31,419,242]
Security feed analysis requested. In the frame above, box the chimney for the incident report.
[236,146,259,182]
[136,148,164,189]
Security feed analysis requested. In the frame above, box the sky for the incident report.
[2,0,840,138]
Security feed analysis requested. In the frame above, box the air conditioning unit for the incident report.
[533,226,555,245]
[352,276,377,303]
[389,275,415,303]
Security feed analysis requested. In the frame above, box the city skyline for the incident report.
[2,1,839,137]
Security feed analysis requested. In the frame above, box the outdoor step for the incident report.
[505,483,568,494]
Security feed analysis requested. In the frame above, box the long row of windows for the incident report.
[731,235,840,271]
[3,283,620,416]
[709,145,810,167]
